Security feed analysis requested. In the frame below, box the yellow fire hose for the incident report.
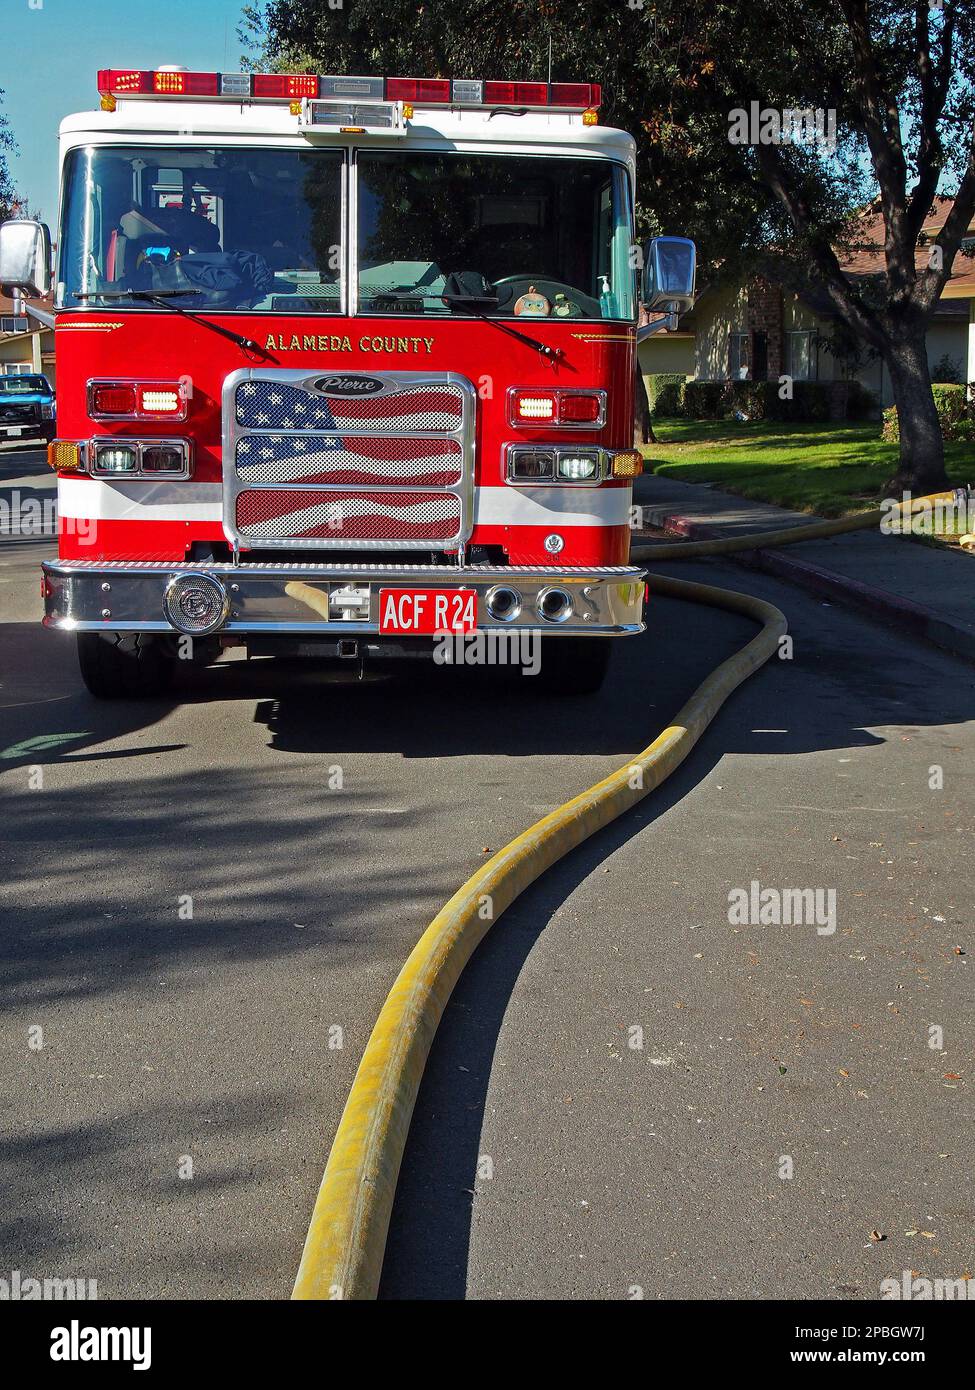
[291,490,951,1300]
[629,490,958,562]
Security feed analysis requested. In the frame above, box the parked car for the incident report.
[0,373,55,443]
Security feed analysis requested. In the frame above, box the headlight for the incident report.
[95,444,139,474]
[141,444,185,474]
[557,453,599,481]
[508,447,556,481]
[506,445,607,485]
[89,438,191,478]
[41,403,55,419]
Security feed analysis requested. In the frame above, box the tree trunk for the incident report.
[634,368,656,444]
[883,330,948,496]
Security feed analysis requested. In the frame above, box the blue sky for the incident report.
[1,0,252,224]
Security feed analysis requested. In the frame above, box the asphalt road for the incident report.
[1,444,972,1300]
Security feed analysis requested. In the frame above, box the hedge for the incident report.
[644,373,686,417]
[881,383,972,442]
[647,376,874,423]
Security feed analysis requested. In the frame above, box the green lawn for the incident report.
[642,419,974,518]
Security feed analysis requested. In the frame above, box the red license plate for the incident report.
[378,587,478,635]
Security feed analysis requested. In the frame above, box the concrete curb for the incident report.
[641,507,975,665]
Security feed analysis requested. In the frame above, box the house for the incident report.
[0,289,56,385]
[639,197,974,411]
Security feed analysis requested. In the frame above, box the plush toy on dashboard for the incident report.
[513,285,551,317]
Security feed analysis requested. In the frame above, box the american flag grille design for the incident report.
[236,490,462,542]
[235,380,465,432]
[236,434,463,488]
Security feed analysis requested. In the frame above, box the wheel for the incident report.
[77,632,175,699]
[536,636,612,695]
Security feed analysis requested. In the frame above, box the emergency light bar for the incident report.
[95,70,601,112]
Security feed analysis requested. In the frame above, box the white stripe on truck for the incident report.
[58,477,632,528]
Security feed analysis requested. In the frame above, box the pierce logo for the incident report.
[314,375,385,397]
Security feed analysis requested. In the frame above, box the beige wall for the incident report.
[684,285,970,410]
[0,329,55,385]
[637,333,695,378]
[693,285,747,380]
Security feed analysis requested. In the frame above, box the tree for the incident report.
[247,0,975,492]
[689,0,975,493]
[0,87,18,222]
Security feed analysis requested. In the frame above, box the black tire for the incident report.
[77,632,175,699]
[536,636,613,695]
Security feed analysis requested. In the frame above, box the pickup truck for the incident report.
[0,373,56,444]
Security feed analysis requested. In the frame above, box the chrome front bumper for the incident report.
[42,560,646,636]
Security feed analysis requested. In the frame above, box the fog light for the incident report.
[485,585,522,622]
[95,444,138,474]
[163,573,230,636]
[558,453,599,481]
[536,587,573,623]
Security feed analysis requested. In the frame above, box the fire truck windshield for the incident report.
[57,144,634,322]
[57,145,344,313]
[357,151,634,321]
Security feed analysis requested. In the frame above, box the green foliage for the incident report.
[646,373,685,414]
[931,353,964,385]
[883,384,972,441]
[670,377,846,423]
[0,87,17,222]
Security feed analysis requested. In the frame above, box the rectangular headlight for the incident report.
[508,447,556,481]
[95,444,139,474]
[557,452,600,481]
[90,439,191,478]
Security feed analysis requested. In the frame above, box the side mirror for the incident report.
[641,236,696,315]
[0,219,52,298]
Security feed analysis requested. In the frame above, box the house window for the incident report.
[728,332,749,380]
[1,316,29,334]
[787,330,817,380]
[2,361,32,375]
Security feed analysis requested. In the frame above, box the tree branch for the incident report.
[905,1,955,247]
[839,0,912,294]
[755,141,886,349]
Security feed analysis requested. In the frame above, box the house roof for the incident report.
[838,195,975,299]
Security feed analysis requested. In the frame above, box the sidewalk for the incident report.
[633,473,975,663]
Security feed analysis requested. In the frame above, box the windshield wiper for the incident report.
[441,293,562,361]
[75,290,266,355]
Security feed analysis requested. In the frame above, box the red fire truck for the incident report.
[0,69,695,697]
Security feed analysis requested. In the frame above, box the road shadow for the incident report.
[379,565,975,1299]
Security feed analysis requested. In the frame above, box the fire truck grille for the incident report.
[235,434,463,488]
[235,380,466,432]
[224,370,475,551]
[236,490,462,542]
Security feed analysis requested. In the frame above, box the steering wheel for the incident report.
[492,273,554,287]
[491,274,601,317]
